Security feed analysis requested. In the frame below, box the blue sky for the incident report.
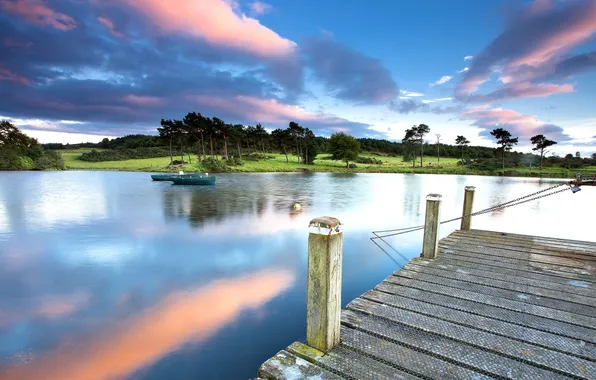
[0,0,595,155]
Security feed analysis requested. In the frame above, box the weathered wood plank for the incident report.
[258,350,342,380]
[383,276,596,327]
[346,299,596,378]
[460,229,596,249]
[403,263,596,306]
[437,247,595,281]
[362,289,596,360]
[390,270,596,317]
[442,235,596,260]
[287,342,419,380]
[339,326,492,380]
[375,282,596,343]
[452,231,596,253]
[439,244,595,272]
[430,254,596,287]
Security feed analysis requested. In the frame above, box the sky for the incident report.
[0,0,595,156]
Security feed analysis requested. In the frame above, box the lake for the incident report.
[0,171,594,380]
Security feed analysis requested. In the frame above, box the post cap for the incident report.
[465,186,476,191]
[426,193,442,201]
[309,216,342,235]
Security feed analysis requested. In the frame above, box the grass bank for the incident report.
[60,149,595,178]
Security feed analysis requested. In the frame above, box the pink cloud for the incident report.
[121,0,295,58]
[191,95,361,129]
[96,16,125,38]
[459,105,570,142]
[0,67,31,85]
[456,0,596,100]
[123,95,166,107]
[0,0,77,31]
[36,291,91,319]
[249,1,272,15]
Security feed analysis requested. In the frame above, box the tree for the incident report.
[220,123,232,161]
[403,124,430,167]
[328,132,360,168]
[254,123,268,155]
[490,128,518,169]
[157,119,177,164]
[575,151,581,158]
[434,133,441,166]
[210,117,224,158]
[271,128,290,162]
[530,134,557,170]
[301,128,317,165]
[455,135,470,162]
[288,121,304,163]
[1,120,37,151]
[183,112,207,160]
[230,124,245,159]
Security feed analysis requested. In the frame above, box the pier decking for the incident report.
[258,229,596,379]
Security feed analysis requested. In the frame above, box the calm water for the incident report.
[0,172,594,380]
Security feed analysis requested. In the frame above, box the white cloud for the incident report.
[429,75,452,87]
[464,55,473,61]
[458,67,469,74]
[249,1,272,15]
[422,97,453,104]
[399,89,424,97]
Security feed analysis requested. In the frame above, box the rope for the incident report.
[370,182,573,264]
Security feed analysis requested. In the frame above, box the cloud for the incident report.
[388,99,462,115]
[458,105,571,143]
[458,67,469,74]
[0,270,295,380]
[464,55,473,61]
[301,34,399,104]
[429,75,452,87]
[0,0,77,31]
[96,16,124,38]
[122,95,166,107]
[422,97,453,104]
[249,1,272,15]
[190,95,371,135]
[400,89,424,97]
[0,67,31,85]
[456,0,596,101]
[121,0,295,59]
[460,82,574,102]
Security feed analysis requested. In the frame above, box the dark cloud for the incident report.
[0,1,374,138]
[388,100,463,115]
[301,34,399,104]
[455,0,596,101]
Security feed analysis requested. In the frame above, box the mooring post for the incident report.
[460,186,475,231]
[306,216,343,352]
[422,194,442,259]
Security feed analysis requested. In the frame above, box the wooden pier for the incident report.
[258,190,596,379]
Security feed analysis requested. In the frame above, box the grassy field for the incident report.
[59,149,596,177]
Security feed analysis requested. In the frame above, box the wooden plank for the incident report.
[258,350,342,380]
[383,276,596,327]
[442,235,596,260]
[339,324,492,380]
[454,230,596,252]
[346,299,596,378]
[430,254,596,286]
[375,282,596,344]
[390,270,596,317]
[462,229,596,249]
[436,247,595,281]
[439,244,595,272]
[403,263,596,306]
[362,289,596,360]
[287,342,419,380]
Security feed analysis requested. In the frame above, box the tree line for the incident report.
[0,120,64,170]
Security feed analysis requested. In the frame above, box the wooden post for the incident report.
[422,194,441,259]
[306,216,343,352]
[460,186,475,231]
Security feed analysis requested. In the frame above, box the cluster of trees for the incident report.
[79,147,177,162]
[157,113,321,166]
[0,120,64,170]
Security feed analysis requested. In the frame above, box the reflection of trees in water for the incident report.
[161,178,314,228]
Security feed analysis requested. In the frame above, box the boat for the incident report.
[151,174,179,181]
[170,174,216,186]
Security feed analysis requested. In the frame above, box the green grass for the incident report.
[58,149,595,177]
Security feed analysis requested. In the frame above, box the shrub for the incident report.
[34,151,64,170]
[357,157,383,165]
[201,157,230,172]
[79,147,177,162]
[348,163,358,169]
[0,148,24,170]
[227,157,244,166]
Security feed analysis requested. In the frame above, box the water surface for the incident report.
[0,172,593,379]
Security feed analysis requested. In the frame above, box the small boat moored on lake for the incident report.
[151,174,179,181]
[170,175,216,186]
